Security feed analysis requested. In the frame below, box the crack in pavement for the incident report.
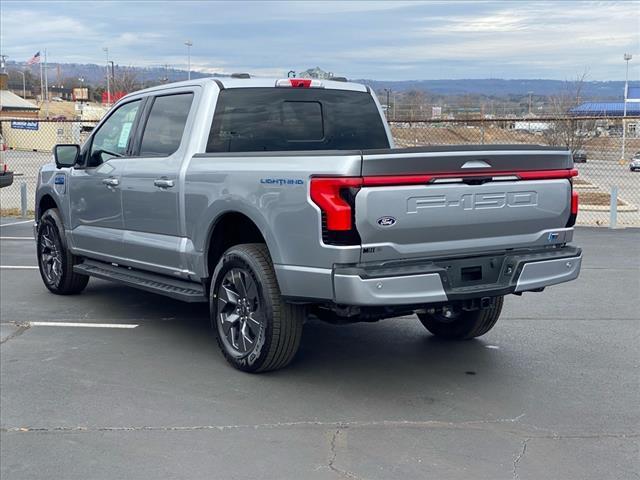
[512,438,529,480]
[1,415,637,441]
[327,425,362,480]
[0,322,30,345]
[0,415,530,434]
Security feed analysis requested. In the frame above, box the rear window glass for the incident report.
[206,88,389,152]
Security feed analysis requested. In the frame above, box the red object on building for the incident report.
[102,91,126,104]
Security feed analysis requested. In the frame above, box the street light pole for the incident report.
[185,40,193,80]
[103,47,110,104]
[16,70,26,98]
[621,53,632,162]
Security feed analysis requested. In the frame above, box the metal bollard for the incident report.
[609,185,618,229]
[20,182,28,218]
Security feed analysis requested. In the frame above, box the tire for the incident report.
[210,243,304,373]
[417,296,504,340]
[37,208,89,295]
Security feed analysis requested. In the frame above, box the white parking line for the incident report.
[0,266,39,269]
[29,322,139,329]
[0,220,34,227]
[0,237,34,240]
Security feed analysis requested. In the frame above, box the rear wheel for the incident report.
[417,296,504,340]
[37,208,89,295]
[210,243,304,373]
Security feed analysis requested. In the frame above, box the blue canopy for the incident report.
[569,102,640,117]
[628,86,640,100]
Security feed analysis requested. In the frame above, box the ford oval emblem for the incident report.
[377,216,397,227]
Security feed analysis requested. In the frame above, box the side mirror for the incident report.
[54,144,80,168]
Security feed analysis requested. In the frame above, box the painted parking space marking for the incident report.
[0,220,34,227]
[29,322,139,329]
[0,266,39,269]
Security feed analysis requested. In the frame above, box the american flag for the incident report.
[27,51,41,65]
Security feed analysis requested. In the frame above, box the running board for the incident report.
[74,260,207,303]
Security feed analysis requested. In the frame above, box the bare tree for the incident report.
[403,90,429,120]
[543,71,594,153]
[111,67,139,94]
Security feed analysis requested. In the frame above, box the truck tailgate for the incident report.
[356,146,576,262]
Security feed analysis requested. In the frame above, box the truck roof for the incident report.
[126,76,369,98]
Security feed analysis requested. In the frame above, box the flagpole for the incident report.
[44,49,49,118]
[40,56,44,105]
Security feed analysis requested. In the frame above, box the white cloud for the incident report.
[1,0,638,80]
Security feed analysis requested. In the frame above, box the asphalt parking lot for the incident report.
[1,219,638,480]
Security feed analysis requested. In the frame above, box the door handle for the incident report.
[154,178,174,188]
[102,177,119,187]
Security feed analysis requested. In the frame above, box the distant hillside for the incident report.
[355,79,630,101]
[5,61,633,100]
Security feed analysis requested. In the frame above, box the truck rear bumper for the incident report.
[331,246,582,306]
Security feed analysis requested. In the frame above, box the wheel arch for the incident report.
[204,211,276,281]
[37,194,58,219]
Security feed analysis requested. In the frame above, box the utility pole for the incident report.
[103,47,110,104]
[108,61,115,96]
[384,88,392,119]
[185,40,193,80]
[528,91,533,115]
[621,53,632,162]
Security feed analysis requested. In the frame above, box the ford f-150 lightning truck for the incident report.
[35,76,582,372]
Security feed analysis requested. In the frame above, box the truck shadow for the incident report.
[80,280,507,386]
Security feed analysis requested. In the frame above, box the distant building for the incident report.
[49,86,74,101]
[0,72,39,119]
[513,121,551,132]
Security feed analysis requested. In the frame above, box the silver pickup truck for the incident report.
[35,76,582,372]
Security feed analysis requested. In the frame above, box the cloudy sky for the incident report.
[1,0,639,80]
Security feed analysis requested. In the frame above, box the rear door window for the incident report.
[207,88,389,152]
[139,93,194,156]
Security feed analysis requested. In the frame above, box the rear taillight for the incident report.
[566,190,579,227]
[310,177,362,245]
[310,177,361,230]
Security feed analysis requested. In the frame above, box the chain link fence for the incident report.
[389,117,640,227]
[0,120,97,215]
[1,117,639,226]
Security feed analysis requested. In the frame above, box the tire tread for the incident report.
[212,243,303,372]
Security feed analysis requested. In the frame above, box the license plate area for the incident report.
[461,266,482,282]
[437,256,505,289]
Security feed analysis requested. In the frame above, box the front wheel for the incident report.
[37,208,89,295]
[417,296,504,340]
[210,243,304,373]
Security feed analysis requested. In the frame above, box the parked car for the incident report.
[0,135,13,188]
[630,152,640,172]
[573,149,587,163]
[34,77,582,372]
[0,161,14,188]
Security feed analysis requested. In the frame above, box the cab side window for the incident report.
[89,100,141,166]
[139,93,194,156]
